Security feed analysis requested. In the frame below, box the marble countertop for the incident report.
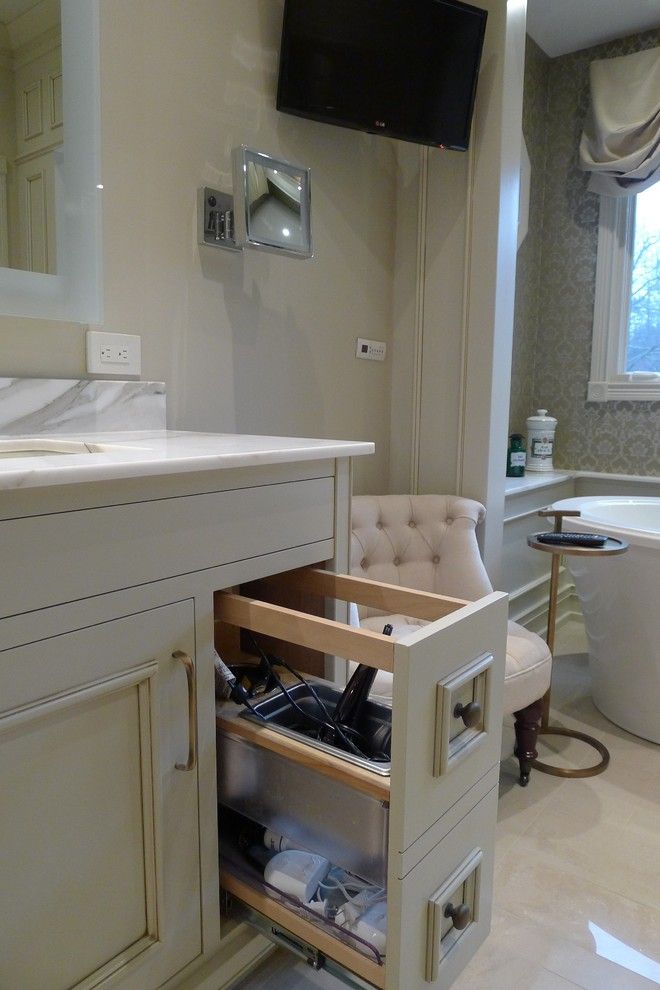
[0,430,374,491]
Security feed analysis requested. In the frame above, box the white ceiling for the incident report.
[527,0,660,58]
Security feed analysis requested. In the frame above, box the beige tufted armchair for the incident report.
[350,494,552,786]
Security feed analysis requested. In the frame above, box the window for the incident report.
[588,185,660,401]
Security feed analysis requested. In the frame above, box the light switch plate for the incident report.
[356,338,387,361]
[86,329,141,376]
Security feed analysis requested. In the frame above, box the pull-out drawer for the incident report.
[216,567,507,854]
[219,778,498,990]
[215,567,507,989]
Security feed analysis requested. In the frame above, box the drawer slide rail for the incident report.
[235,902,378,989]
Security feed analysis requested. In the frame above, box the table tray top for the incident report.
[527,534,629,556]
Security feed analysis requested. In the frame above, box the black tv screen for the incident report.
[277,0,488,151]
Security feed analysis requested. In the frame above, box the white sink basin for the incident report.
[0,439,138,459]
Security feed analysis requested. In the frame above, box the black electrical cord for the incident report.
[271,654,386,759]
[218,661,269,722]
[270,653,390,762]
[247,635,348,740]
[246,633,387,761]
[241,696,269,722]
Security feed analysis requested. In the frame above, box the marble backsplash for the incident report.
[0,379,166,435]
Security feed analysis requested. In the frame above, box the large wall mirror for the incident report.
[0,0,101,322]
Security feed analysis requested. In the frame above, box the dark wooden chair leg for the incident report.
[513,698,544,787]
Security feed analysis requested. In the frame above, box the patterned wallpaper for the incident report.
[509,37,549,438]
[511,30,660,477]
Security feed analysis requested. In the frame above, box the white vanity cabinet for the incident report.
[0,441,505,990]
[0,453,346,990]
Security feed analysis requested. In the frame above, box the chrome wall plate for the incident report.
[198,186,241,251]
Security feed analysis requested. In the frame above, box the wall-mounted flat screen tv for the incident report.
[277,0,488,151]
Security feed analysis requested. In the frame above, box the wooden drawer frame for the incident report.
[215,567,507,989]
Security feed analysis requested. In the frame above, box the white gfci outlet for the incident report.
[356,337,387,362]
[86,330,141,376]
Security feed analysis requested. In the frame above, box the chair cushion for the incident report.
[501,621,552,716]
[353,615,552,714]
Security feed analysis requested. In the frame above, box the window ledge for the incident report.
[588,377,660,402]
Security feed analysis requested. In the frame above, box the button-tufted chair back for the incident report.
[350,495,493,620]
[350,493,553,787]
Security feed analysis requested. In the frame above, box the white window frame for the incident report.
[588,194,660,402]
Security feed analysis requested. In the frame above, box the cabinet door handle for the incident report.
[173,650,197,771]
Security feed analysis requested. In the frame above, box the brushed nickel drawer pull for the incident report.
[444,901,471,931]
[173,650,197,771]
[453,700,482,728]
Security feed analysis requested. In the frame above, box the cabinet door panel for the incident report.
[0,602,201,990]
[2,677,156,989]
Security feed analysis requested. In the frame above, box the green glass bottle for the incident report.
[506,433,526,477]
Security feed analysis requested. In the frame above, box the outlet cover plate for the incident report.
[86,329,141,376]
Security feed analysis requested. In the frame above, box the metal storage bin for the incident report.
[217,716,389,886]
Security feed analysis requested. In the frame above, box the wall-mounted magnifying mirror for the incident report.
[198,147,312,259]
[233,147,312,258]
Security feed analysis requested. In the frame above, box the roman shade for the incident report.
[579,46,660,197]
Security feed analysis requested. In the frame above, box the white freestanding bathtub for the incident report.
[552,496,660,743]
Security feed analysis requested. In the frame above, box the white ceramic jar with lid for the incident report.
[526,409,557,471]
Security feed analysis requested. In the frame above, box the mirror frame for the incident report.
[0,0,102,323]
[231,146,312,259]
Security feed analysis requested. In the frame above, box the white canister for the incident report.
[526,409,557,472]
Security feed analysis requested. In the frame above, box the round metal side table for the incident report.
[526,508,628,779]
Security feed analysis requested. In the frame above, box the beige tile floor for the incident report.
[232,622,660,989]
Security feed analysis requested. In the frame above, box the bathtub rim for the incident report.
[551,496,659,550]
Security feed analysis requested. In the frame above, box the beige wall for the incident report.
[388,0,526,581]
[0,314,85,375]
[98,0,397,494]
[0,0,524,515]
[0,37,14,163]
[0,0,399,493]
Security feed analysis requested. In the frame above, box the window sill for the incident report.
[587,378,660,402]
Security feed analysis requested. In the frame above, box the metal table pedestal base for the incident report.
[531,726,610,779]
[526,508,627,784]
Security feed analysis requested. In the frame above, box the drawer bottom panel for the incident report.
[221,863,385,988]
